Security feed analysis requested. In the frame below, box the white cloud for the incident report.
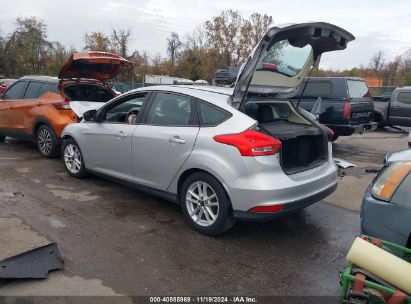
[0,0,410,69]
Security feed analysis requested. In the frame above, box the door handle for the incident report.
[36,102,42,106]
[169,136,186,144]
[116,131,127,138]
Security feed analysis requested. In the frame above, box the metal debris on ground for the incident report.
[0,243,64,279]
[334,158,357,169]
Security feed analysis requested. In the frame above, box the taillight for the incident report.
[342,102,351,120]
[249,204,284,213]
[53,100,70,110]
[213,130,281,156]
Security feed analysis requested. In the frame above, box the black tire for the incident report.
[61,138,88,179]
[36,124,60,158]
[180,172,234,236]
[0,136,5,143]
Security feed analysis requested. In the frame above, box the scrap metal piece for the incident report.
[0,243,64,279]
[334,158,357,169]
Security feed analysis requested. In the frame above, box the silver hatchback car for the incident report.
[61,22,354,235]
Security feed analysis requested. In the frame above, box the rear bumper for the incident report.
[234,182,337,221]
[327,121,378,136]
[227,155,338,213]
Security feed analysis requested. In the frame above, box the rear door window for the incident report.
[347,80,371,98]
[146,93,197,126]
[3,81,28,100]
[397,92,411,104]
[24,82,42,99]
[199,102,231,126]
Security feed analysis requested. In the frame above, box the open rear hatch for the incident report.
[59,51,133,82]
[58,51,133,118]
[233,22,354,174]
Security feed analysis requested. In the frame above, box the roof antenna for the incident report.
[296,54,321,108]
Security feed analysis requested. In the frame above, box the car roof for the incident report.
[131,85,235,111]
[305,77,365,81]
[142,85,234,96]
[19,75,59,83]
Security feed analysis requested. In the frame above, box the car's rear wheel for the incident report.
[180,172,234,235]
[62,138,87,178]
[36,125,60,158]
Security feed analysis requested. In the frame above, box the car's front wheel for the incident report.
[36,125,60,158]
[62,138,88,178]
[0,136,5,143]
[180,172,234,236]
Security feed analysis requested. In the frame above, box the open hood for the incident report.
[59,51,133,82]
[232,22,354,108]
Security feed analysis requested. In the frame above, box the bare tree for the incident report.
[185,25,208,50]
[369,50,385,76]
[167,32,182,65]
[111,28,132,58]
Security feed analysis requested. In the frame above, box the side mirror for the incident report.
[83,109,97,122]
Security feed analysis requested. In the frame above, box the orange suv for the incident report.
[0,52,132,157]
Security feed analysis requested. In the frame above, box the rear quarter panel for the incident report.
[28,93,77,137]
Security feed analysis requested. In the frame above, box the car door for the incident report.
[11,81,44,134]
[389,90,411,126]
[0,81,28,133]
[81,92,149,181]
[131,92,200,190]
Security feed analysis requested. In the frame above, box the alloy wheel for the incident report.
[186,181,219,227]
[64,144,82,174]
[38,128,53,155]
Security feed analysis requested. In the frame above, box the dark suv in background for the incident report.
[213,67,239,86]
[291,77,377,140]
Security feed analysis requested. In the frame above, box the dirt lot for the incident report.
[0,127,409,297]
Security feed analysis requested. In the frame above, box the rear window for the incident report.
[397,92,411,104]
[199,102,230,126]
[347,80,371,98]
[300,81,332,98]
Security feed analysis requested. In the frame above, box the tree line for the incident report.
[1,12,410,86]
[314,50,411,87]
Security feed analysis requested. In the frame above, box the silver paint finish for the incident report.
[62,85,338,213]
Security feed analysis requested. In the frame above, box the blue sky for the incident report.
[1,0,410,70]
